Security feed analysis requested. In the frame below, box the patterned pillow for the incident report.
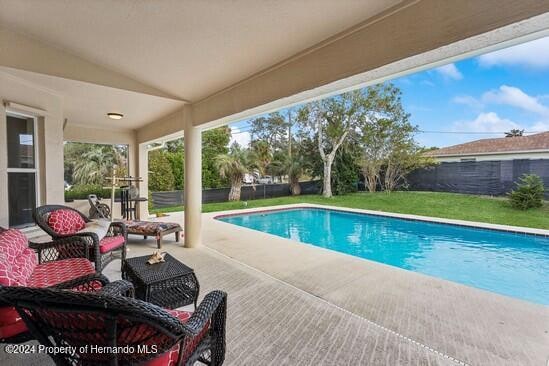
[0,229,31,286]
[13,248,38,284]
[0,229,28,261]
[48,209,86,235]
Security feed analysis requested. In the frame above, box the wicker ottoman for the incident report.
[123,220,182,248]
[122,254,199,309]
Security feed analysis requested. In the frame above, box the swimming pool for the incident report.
[217,207,549,305]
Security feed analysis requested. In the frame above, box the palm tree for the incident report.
[269,153,304,195]
[73,145,122,185]
[249,140,272,178]
[215,146,248,201]
[287,159,304,195]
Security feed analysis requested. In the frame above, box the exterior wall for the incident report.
[65,199,123,219]
[434,151,549,162]
[0,72,64,228]
[0,72,141,227]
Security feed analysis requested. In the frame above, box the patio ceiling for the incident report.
[0,66,183,130]
[0,0,402,102]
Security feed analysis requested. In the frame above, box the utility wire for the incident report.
[230,126,536,136]
[416,130,536,135]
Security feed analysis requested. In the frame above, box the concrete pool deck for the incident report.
[205,203,549,366]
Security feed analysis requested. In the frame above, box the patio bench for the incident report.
[0,281,227,366]
[123,220,182,248]
[88,195,182,249]
[0,227,109,343]
[33,205,127,273]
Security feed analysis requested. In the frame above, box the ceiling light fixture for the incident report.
[107,112,124,120]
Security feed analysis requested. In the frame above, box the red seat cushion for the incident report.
[144,310,208,366]
[48,209,86,235]
[27,258,95,288]
[0,307,27,339]
[99,235,125,253]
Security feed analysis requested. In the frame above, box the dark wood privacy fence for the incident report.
[407,159,549,198]
[151,180,322,208]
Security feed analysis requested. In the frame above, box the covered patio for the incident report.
[1,1,549,365]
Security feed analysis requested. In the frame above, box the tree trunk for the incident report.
[323,160,332,198]
[290,179,301,195]
[228,180,242,201]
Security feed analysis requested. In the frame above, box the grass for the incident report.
[150,191,549,230]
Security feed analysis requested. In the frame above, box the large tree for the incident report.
[299,90,367,197]
[249,112,288,152]
[359,83,435,192]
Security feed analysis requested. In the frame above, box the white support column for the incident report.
[183,120,202,248]
[137,143,149,220]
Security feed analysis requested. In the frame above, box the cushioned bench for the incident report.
[123,220,182,249]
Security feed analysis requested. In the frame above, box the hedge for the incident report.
[64,184,120,201]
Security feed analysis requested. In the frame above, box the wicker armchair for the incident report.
[33,205,127,273]
[0,283,227,366]
[0,226,111,343]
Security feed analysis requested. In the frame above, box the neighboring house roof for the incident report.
[426,131,549,157]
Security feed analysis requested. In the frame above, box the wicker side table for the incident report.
[122,253,199,309]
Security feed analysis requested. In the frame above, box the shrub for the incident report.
[149,150,175,192]
[508,174,545,210]
[64,184,119,201]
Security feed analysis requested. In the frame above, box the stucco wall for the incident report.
[0,72,64,228]
[65,199,124,220]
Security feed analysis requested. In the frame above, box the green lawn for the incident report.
[150,191,549,230]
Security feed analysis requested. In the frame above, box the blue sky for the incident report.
[230,36,549,148]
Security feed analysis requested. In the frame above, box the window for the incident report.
[6,113,39,228]
[460,158,476,162]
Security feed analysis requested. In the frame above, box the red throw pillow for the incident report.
[48,209,86,235]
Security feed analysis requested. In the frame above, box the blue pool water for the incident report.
[218,208,549,305]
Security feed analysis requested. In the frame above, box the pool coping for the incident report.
[213,203,549,238]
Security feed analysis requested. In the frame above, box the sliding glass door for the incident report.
[6,113,38,228]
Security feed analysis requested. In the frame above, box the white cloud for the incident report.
[530,121,549,132]
[452,95,483,110]
[478,37,549,69]
[482,85,549,116]
[229,125,251,148]
[453,112,521,133]
[434,63,463,80]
